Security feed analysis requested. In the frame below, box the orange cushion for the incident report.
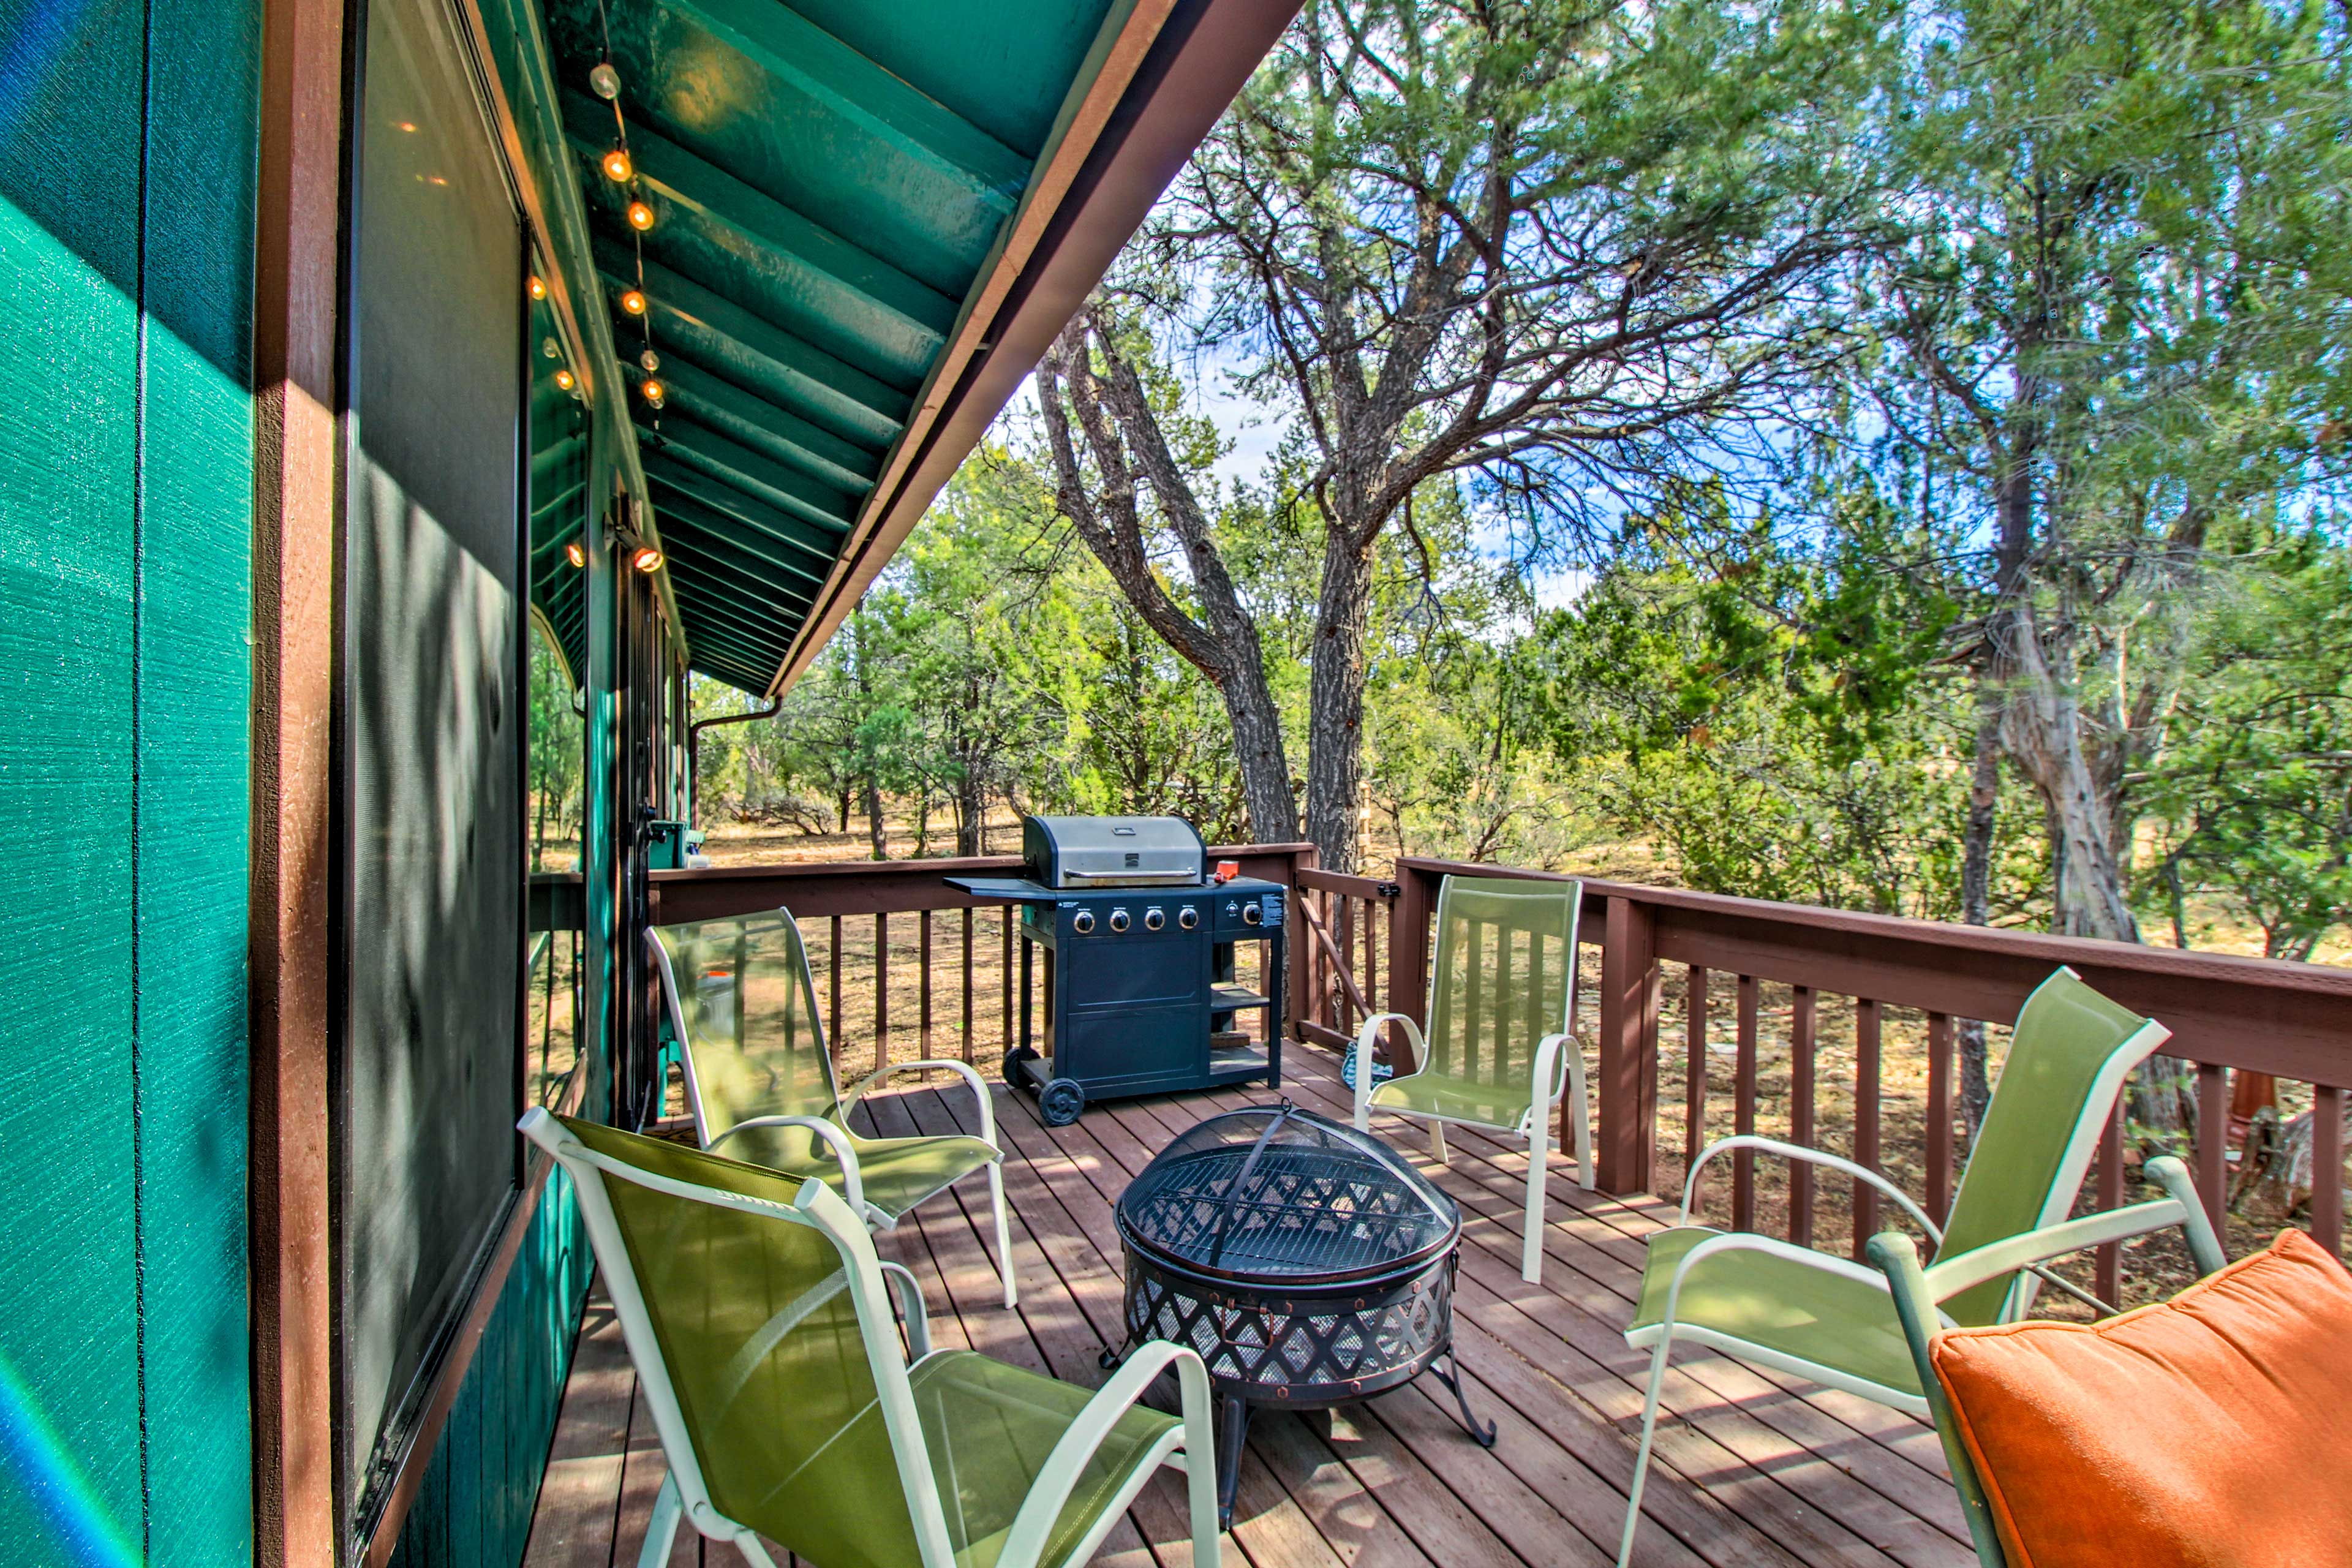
[1930,1229,2352,1568]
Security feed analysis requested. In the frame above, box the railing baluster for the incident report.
[1000,907,1014,1057]
[1852,997,1880,1260]
[1337,892,1355,1034]
[920,909,934,1059]
[1927,1011,1953,1224]
[2314,1085,2345,1259]
[829,914,843,1063]
[2196,1060,2228,1231]
[960,907,975,1065]
[1735,973,1758,1232]
[1790,984,1816,1247]
[875,912,889,1076]
[1686,966,1709,1216]
[2097,1106,2124,1302]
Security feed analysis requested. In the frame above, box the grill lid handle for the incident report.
[1205,1099,1296,1272]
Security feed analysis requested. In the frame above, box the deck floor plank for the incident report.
[522,1051,1972,1568]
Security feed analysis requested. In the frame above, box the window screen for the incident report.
[339,0,526,1530]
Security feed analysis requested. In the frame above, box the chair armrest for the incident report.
[878,1260,931,1360]
[1915,1156,2224,1304]
[843,1059,998,1150]
[707,1115,868,1218]
[1352,1012,1425,1128]
[998,1342,1213,1568]
[1532,1031,1578,1106]
[1683,1134,1943,1245]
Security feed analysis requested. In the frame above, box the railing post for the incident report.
[1385,861,1434,1063]
[1286,845,1317,1043]
[1597,894,1659,1196]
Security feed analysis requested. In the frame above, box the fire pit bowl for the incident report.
[1108,1102,1494,1524]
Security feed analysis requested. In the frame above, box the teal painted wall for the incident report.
[385,1170,592,1568]
[0,0,260,1564]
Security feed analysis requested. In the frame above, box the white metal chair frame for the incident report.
[1614,981,2173,1567]
[1349,878,1593,1286]
[647,916,1018,1309]
[520,1107,1221,1568]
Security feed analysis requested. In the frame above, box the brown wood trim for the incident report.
[250,0,349,1562]
[1596,895,1659,1195]
[1396,856,2352,1082]
[646,843,1317,925]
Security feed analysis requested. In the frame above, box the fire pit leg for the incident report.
[1215,1396,1253,1529]
[1430,1348,1497,1447]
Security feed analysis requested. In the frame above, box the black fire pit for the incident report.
[1107,1102,1493,1525]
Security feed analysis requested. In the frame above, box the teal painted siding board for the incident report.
[135,0,260,1558]
[0,0,153,1559]
[0,0,257,1558]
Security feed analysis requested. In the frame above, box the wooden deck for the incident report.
[521,1048,1973,1568]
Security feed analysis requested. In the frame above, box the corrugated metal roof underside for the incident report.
[536,0,1123,694]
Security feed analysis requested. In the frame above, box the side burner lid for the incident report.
[1115,1104,1460,1284]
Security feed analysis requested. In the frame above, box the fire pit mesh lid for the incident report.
[1115,1104,1459,1284]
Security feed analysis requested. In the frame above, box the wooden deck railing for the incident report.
[624,844,2350,1287]
[1298,856,2352,1286]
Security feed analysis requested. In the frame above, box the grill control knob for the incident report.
[1109,908,1131,933]
[1177,906,1199,930]
[1144,907,1166,932]
[1242,902,1263,925]
[1072,910,1096,935]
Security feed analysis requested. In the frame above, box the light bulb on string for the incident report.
[589,61,622,100]
[638,349,660,374]
[553,368,576,392]
[527,274,546,301]
[641,378,665,407]
[630,545,663,573]
[602,147,633,183]
[627,199,655,232]
[619,288,647,315]
[565,539,586,568]
[540,336,561,360]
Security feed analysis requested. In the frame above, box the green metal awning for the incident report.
[517,0,1300,696]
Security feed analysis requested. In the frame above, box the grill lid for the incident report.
[1023,814,1205,888]
[1116,1104,1460,1284]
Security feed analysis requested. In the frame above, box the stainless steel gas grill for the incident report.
[946,816,1287,1125]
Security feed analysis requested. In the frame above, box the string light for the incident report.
[641,378,665,407]
[565,539,587,568]
[554,368,576,392]
[620,288,647,315]
[602,147,633,183]
[627,198,655,231]
[638,349,660,373]
[590,62,622,100]
[630,545,664,573]
[527,274,546,301]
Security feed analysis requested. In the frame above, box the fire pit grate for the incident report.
[1110,1102,1493,1525]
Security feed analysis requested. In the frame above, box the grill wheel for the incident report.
[1038,1077,1087,1126]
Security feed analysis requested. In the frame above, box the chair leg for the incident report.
[1618,1333,1675,1568]
[730,1532,783,1568]
[989,1159,1017,1310]
[1430,1121,1450,1164]
[1522,1122,1548,1285]
[637,1474,682,1568]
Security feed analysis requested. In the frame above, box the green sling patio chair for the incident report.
[1867,1157,2226,1568]
[1615,966,2173,1567]
[1349,873,1591,1285]
[518,1108,1221,1568]
[648,908,1016,1309]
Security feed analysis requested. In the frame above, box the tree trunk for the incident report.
[1956,677,2002,1145]
[1305,529,1378,873]
[864,774,886,861]
[956,766,986,858]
